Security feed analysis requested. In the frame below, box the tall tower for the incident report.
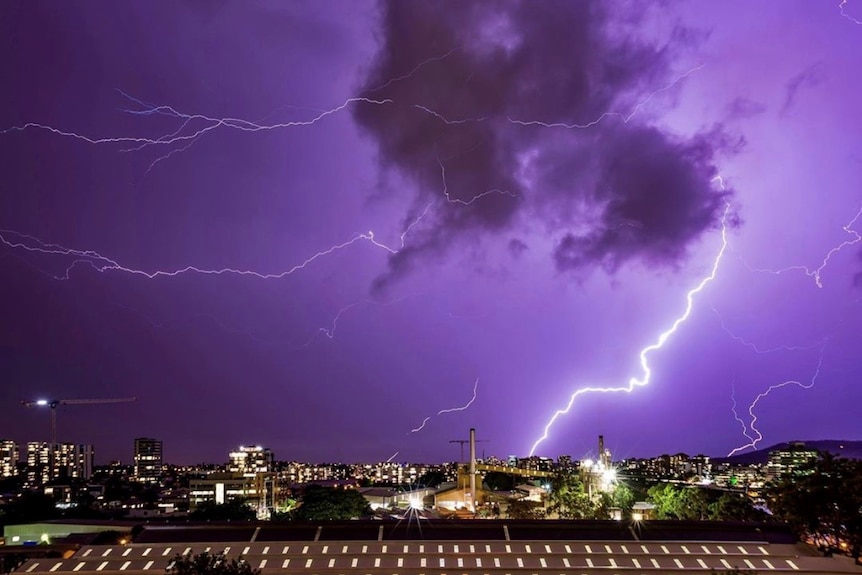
[598,435,610,468]
[469,428,477,512]
[134,438,163,483]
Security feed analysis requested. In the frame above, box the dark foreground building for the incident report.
[14,520,860,574]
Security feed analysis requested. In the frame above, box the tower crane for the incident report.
[449,436,489,463]
[21,397,136,444]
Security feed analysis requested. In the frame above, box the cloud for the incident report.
[354,0,734,290]
[508,238,528,258]
[726,97,767,120]
[781,62,826,115]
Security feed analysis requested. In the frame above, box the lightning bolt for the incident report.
[839,0,862,24]
[409,377,479,433]
[0,227,399,281]
[726,344,827,456]
[529,193,730,457]
[435,151,516,206]
[364,47,459,93]
[740,205,862,288]
[507,64,704,130]
[730,381,756,446]
[386,451,399,463]
[1,94,394,151]
[711,306,823,354]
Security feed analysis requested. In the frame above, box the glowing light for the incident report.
[529,195,730,456]
[741,205,862,288]
[36,399,49,406]
[726,344,827,457]
[409,378,479,433]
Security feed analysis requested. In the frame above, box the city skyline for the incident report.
[1,1,861,464]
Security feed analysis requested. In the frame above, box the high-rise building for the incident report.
[766,441,819,479]
[133,438,163,483]
[0,440,19,477]
[228,445,274,477]
[26,442,94,484]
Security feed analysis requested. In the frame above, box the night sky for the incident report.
[1,1,860,465]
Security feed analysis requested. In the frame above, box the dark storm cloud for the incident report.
[508,238,528,258]
[781,62,826,115]
[354,0,733,288]
[553,126,734,272]
[726,97,767,120]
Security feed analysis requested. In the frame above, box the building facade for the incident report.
[766,441,819,479]
[228,445,274,477]
[133,437,163,483]
[26,442,94,484]
[0,439,19,477]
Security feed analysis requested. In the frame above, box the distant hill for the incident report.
[713,440,862,465]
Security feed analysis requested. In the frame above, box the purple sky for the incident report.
[1,1,861,465]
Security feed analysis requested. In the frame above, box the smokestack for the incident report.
[469,428,477,513]
[599,435,605,467]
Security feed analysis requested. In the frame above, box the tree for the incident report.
[647,484,683,519]
[189,498,256,521]
[611,483,636,517]
[708,493,766,522]
[167,552,259,575]
[767,454,862,562]
[506,499,545,520]
[290,487,371,521]
[483,472,515,492]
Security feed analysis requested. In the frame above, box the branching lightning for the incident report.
[507,64,704,130]
[409,377,479,433]
[528,193,730,457]
[711,306,823,354]
[726,344,827,456]
[730,381,756,446]
[1,94,394,150]
[0,227,398,281]
[839,0,862,24]
[740,205,862,288]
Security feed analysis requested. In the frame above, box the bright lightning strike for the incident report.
[726,344,827,457]
[528,193,730,457]
[741,205,862,288]
[730,382,756,446]
[409,377,479,433]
